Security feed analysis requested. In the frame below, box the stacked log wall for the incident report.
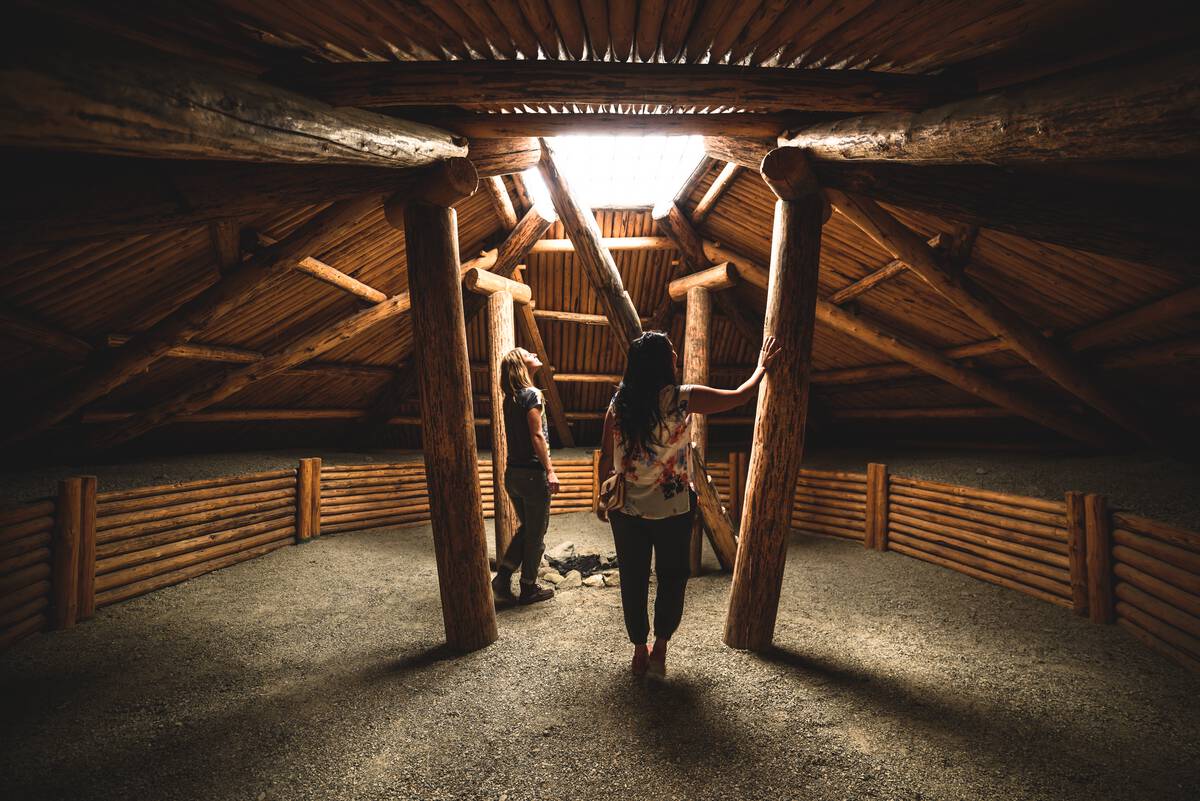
[93,469,298,607]
[0,499,55,648]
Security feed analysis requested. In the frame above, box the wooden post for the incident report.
[1065,491,1089,617]
[1084,493,1114,624]
[725,148,824,652]
[52,478,83,630]
[487,290,518,560]
[396,173,498,652]
[684,285,712,576]
[537,139,643,350]
[865,463,889,551]
[592,449,602,512]
[75,476,97,621]
[296,458,321,543]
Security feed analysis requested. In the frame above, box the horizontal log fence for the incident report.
[2,451,1197,676]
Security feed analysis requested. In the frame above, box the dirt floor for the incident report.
[2,512,1198,801]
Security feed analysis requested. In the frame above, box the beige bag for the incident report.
[595,424,625,519]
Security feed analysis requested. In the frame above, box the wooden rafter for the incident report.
[829,190,1156,444]
[291,61,966,112]
[7,192,383,445]
[826,234,941,305]
[706,241,1112,448]
[3,155,504,246]
[704,138,1194,275]
[692,163,741,224]
[409,112,796,138]
[537,139,642,350]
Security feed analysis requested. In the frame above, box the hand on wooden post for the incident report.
[758,336,782,371]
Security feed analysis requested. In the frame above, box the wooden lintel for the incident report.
[404,112,795,139]
[668,262,736,301]
[464,268,532,304]
[293,61,966,112]
[530,236,675,253]
[780,49,1199,165]
[2,49,466,166]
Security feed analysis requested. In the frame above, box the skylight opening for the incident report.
[522,134,706,210]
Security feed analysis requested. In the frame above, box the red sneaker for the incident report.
[631,644,649,676]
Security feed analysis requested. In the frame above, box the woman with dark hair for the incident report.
[598,331,780,677]
[493,347,559,605]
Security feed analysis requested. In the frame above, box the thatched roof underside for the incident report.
[3,2,1196,455]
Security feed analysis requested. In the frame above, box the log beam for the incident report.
[397,198,497,651]
[829,190,1154,444]
[826,235,941,306]
[537,139,642,350]
[487,290,518,560]
[692,163,741,224]
[780,50,1200,165]
[725,148,825,652]
[668,263,737,300]
[529,236,675,253]
[706,143,1193,273]
[482,176,518,230]
[464,269,533,304]
[713,241,1113,448]
[8,193,382,445]
[411,112,796,139]
[467,137,541,177]
[684,286,712,577]
[293,61,966,112]
[1,154,503,245]
[1,50,466,166]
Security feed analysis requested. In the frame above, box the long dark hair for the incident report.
[613,331,677,458]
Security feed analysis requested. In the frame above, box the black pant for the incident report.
[609,502,694,645]
[499,466,551,585]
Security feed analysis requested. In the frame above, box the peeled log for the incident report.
[401,202,498,652]
[0,49,466,166]
[538,139,642,350]
[487,291,518,560]
[780,50,1200,165]
[725,149,823,652]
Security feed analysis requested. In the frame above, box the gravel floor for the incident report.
[2,513,1198,801]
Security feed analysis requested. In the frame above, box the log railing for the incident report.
[2,454,1197,675]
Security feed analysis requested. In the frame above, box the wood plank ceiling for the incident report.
[2,2,1196,453]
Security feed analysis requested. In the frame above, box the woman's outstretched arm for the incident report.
[687,336,782,415]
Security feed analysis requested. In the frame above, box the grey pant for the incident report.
[499,466,551,584]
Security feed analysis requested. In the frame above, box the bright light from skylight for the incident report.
[523,135,706,209]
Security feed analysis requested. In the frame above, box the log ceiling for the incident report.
[1,2,1196,454]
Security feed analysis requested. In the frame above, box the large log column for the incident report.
[684,286,712,576]
[485,290,518,560]
[394,171,498,652]
[725,148,825,652]
[537,139,642,351]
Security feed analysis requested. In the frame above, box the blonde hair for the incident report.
[500,348,537,400]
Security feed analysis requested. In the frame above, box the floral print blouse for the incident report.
[612,385,694,519]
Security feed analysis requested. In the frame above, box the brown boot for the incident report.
[518,582,554,605]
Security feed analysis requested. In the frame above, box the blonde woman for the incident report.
[492,348,559,605]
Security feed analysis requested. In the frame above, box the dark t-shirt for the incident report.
[503,387,548,468]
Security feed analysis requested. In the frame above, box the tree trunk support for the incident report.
[487,291,518,560]
[725,148,824,652]
[684,286,712,576]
